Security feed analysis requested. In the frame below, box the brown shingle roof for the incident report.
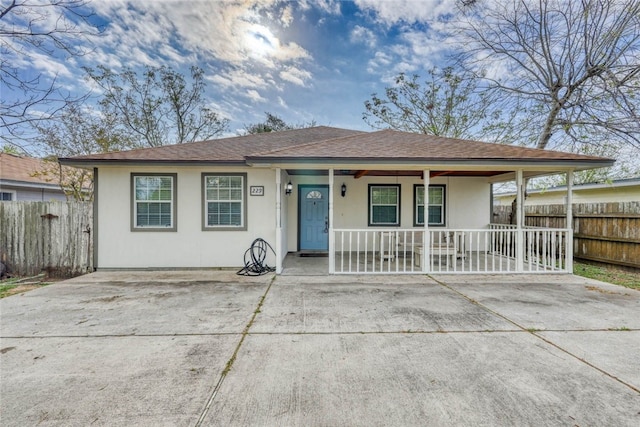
[64,126,363,163]
[60,126,613,167]
[247,129,609,162]
[0,154,55,185]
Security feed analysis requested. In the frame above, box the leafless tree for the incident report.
[85,65,229,147]
[33,103,131,200]
[363,68,516,142]
[0,0,101,147]
[242,112,316,135]
[458,0,640,150]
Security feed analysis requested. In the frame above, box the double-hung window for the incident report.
[414,184,445,226]
[369,184,401,226]
[132,174,177,231]
[202,173,247,230]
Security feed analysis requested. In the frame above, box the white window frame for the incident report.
[368,184,401,226]
[414,184,446,226]
[131,173,177,232]
[202,173,247,231]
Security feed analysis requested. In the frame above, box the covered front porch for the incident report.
[273,167,576,275]
[282,225,571,275]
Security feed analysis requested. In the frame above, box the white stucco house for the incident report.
[60,127,613,275]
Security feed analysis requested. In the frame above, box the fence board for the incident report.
[0,201,93,277]
[493,202,640,269]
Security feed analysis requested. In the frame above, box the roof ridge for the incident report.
[247,128,367,157]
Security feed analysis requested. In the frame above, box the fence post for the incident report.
[566,171,574,273]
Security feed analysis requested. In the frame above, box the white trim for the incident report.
[328,169,335,274]
[275,168,283,274]
[566,171,574,273]
[515,170,524,272]
[423,170,430,273]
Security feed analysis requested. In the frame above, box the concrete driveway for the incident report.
[1,271,638,426]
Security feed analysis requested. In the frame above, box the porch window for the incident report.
[202,173,247,230]
[131,174,177,231]
[369,184,401,226]
[414,184,445,226]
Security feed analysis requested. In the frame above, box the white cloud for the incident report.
[280,66,312,86]
[353,0,457,25]
[30,52,74,79]
[245,89,266,103]
[206,68,272,90]
[86,1,314,95]
[351,25,377,48]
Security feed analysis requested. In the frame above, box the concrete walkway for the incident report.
[1,271,638,426]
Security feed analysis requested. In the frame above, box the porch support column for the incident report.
[515,170,524,272]
[275,168,283,274]
[566,170,574,273]
[423,170,430,273]
[328,169,335,274]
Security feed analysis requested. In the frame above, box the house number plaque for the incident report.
[250,186,264,196]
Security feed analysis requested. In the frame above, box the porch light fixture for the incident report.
[285,181,293,195]
[341,183,347,197]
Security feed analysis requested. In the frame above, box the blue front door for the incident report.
[299,185,329,251]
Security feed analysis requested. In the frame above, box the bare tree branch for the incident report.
[458,0,640,150]
[84,65,229,147]
[0,0,101,144]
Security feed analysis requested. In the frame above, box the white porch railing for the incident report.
[332,225,571,274]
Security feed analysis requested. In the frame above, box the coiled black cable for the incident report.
[236,238,276,276]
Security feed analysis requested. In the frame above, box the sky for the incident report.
[4,0,464,139]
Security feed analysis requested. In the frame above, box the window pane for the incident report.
[229,176,242,187]
[428,206,442,224]
[204,175,244,227]
[415,186,444,225]
[370,186,399,225]
[133,175,174,228]
[429,187,443,204]
[372,206,397,224]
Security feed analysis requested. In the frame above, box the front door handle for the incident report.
[324,216,329,233]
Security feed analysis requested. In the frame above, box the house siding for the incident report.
[96,166,277,269]
[0,184,66,201]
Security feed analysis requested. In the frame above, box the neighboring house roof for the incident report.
[60,127,614,181]
[0,153,62,191]
[495,177,640,198]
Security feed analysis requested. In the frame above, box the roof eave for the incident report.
[58,158,247,168]
[245,156,615,169]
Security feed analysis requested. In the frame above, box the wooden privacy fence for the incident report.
[0,201,93,277]
[493,202,639,269]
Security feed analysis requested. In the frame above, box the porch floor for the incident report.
[283,252,565,275]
